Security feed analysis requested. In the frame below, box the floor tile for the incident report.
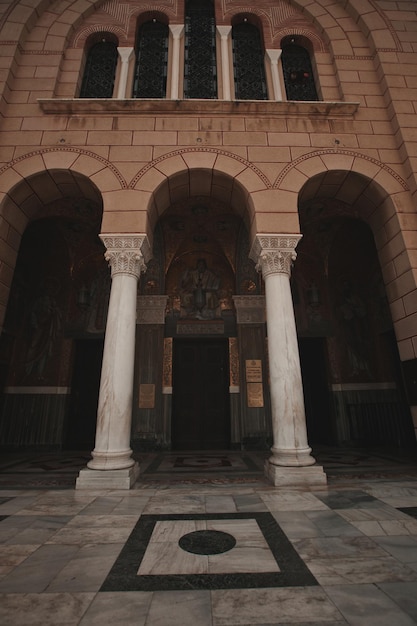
[211,587,343,625]
[0,592,95,625]
[146,590,212,626]
[324,583,417,625]
[79,591,152,625]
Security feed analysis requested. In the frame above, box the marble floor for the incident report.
[2,452,417,624]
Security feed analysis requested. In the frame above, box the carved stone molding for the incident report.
[137,295,168,324]
[250,234,302,279]
[100,234,151,279]
[233,295,266,324]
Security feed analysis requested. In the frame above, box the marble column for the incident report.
[250,234,326,486]
[76,234,151,490]
[266,49,283,101]
[169,24,184,100]
[116,47,134,98]
[217,26,232,100]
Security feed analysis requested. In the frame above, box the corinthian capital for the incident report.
[100,234,151,279]
[250,234,302,279]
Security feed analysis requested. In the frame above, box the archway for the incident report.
[295,171,415,448]
[0,170,107,451]
[132,168,269,452]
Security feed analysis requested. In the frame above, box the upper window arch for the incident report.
[80,35,118,98]
[281,38,318,101]
[133,18,169,98]
[232,18,267,100]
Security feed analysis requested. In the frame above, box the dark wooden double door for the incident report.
[172,339,230,450]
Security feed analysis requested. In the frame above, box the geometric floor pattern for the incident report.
[2,446,417,489]
[2,452,417,624]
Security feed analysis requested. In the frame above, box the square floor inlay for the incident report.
[101,512,317,592]
[143,454,260,475]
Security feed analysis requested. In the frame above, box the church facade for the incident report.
[0,0,416,488]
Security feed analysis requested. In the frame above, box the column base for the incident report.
[76,462,140,490]
[265,459,327,487]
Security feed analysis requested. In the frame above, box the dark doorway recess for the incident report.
[299,337,333,445]
[64,338,104,450]
[172,338,230,450]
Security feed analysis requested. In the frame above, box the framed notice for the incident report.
[139,384,155,409]
[245,359,262,382]
[247,382,264,408]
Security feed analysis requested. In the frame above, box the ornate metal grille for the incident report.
[80,41,118,98]
[232,23,267,100]
[184,0,217,99]
[281,44,318,101]
[133,20,168,98]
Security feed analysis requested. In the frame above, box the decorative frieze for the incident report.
[137,295,168,324]
[250,234,302,279]
[233,295,265,324]
[100,234,151,279]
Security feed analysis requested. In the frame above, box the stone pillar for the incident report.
[169,25,184,99]
[266,49,283,101]
[76,234,151,490]
[250,234,326,486]
[116,47,134,98]
[217,26,232,100]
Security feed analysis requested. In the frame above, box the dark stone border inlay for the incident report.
[398,507,417,520]
[100,512,318,592]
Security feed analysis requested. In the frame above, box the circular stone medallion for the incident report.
[178,530,236,555]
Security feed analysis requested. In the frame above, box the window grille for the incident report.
[281,43,318,101]
[80,41,118,98]
[232,22,267,100]
[133,20,168,98]
[184,0,217,99]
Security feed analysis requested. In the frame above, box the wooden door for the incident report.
[172,339,230,450]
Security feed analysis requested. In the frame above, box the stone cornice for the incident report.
[38,98,359,118]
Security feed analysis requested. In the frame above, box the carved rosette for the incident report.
[250,234,302,279]
[100,234,151,279]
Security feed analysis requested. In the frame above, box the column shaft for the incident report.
[250,234,326,486]
[77,235,150,489]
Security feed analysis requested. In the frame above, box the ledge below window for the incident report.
[38,98,359,118]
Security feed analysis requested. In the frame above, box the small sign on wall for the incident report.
[246,360,264,407]
[245,359,262,382]
[139,383,155,409]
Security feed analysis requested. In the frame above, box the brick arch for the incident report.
[0,147,127,199]
[276,28,326,52]
[73,25,127,48]
[274,149,408,195]
[130,148,270,235]
[0,149,119,327]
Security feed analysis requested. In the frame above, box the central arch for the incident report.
[132,165,269,452]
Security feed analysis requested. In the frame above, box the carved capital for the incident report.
[250,234,302,279]
[100,234,152,279]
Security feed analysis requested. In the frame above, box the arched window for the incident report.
[80,40,118,98]
[281,42,318,101]
[133,20,169,98]
[184,0,217,99]
[232,21,267,100]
